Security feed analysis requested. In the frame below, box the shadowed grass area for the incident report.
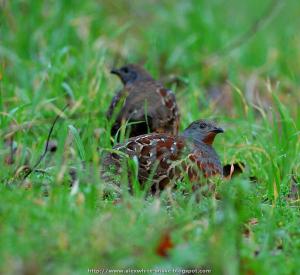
[1,0,300,274]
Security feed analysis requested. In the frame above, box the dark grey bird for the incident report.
[107,64,180,139]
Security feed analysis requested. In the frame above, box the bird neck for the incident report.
[201,132,217,145]
[125,76,154,86]
[180,134,212,148]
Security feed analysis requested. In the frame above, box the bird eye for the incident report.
[122,67,129,73]
[199,123,206,129]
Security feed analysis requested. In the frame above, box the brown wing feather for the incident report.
[101,135,222,193]
[106,89,127,119]
[107,80,179,138]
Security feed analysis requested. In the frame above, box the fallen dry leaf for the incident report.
[243,218,259,238]
[287,177,299,201]
[155,232,174,258]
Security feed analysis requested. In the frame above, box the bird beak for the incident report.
[211,127,224,134]
[111,68,120,75]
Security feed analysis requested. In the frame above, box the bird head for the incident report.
[182,120,224,145]
[111,64,153,85]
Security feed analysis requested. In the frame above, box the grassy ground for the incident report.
[1,0,300,274]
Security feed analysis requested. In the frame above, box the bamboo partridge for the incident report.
[101,120,224,192]
[107,64,180,139]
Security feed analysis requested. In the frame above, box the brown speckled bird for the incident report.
[101,120,223,192]
[107,64,180,139]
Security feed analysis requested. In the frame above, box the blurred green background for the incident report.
[1,0,300,274]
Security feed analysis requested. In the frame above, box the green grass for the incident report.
[1,0,300,274]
